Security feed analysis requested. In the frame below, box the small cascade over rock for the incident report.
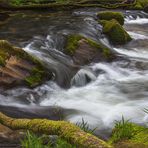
[71,68,97,87]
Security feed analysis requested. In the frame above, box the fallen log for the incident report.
[0,112,112,148]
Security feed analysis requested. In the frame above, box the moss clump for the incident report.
[64,35,83,55]
[110,118,148,147]
[97,11,124,25]
[64,34,113,60]
[25,67,47,87]
[136,0,148,8]
[128,0,148,10]
[101,19,132,45]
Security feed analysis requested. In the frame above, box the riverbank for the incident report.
[0,0,147,11]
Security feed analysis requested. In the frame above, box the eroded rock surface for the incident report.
[0,40,52,88]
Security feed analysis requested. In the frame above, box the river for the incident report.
[0,8,148,139]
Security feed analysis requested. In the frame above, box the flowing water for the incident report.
[0,8,148,138]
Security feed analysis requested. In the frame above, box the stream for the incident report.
[0,8,148,139]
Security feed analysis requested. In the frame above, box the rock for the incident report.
[97,11,124,25]
[100,19,132,45]
[0,123,25,147]
[144,5,148,13]
[0,12,9,22]
[0,40,52,88]
[132,0,148,10]
[64,34,115,65]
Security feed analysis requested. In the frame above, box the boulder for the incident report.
[100,19,132,45]
[64,34,115,65]
[0,40,52,88]
[97,11,124,25]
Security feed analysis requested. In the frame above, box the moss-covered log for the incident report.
[0,1,137,11]
[0,112,112,148]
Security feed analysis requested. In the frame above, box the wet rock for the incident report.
[0,12,9,22]
[71,68,97,87]
[0,0,10,8]
[64,34,115,65]
[144,5,148,13]
[97,11,124,25]
[100,19,132,45]
[0,40,53,88]
[0,123,25,147]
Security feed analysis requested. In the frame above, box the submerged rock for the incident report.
[100,19,132,45]
[0,40,52,88]
[64,34,115,65]
[97,11,124,25]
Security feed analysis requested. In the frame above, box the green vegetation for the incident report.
[21,131,75,148]
[97,11,124,25]
[21,131,51,148]
[110,116,148,147]
[76,118,97,134]
[64,34,83,55]
[0,112,112,148]
[0,0,141,10]
[25,67,47,87]
[56,138,76,148]
[100,19,132,45]
[110,117,135,143]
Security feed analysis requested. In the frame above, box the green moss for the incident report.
[25,67,46,87]
[128,0,148,10]
[0,55,5,66]
[133,2,143,9]
[65,34,113,59]
[97,11,124,25]
[110,118,148,147]
[136,0,148,7]
[64,34,83,55]
[0,40,50,87]
[102,19,132,45]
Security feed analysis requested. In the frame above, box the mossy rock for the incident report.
[136,0,148,8]
[101,19,132,45]
[64,34,115,65]
[128,0,148,10]
[97,11,124,25]
[110,121,148,148]
[0,40,52,88]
